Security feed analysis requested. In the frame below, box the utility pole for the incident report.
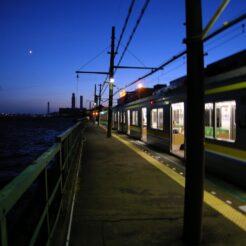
[98,83,102,126]
[94,84,97,108]
[183,0,205,244]
[75,27,115,137]
[107,26,115,138]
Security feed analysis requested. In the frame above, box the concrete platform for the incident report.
[68,125,246,246]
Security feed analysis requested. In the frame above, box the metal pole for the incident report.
[94,84,97,108]
[107,26,115,138]
[183,0,205,244]
[202,0,230,39]
[98,84,102,127]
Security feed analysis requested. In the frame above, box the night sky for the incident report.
[0,0,245,114]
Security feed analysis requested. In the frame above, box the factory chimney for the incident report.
[80,96,83,109]
[47,102,50,115]
[71,93,75,109]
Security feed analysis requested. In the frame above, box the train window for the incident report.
[158,108,163,130]
[172,103,184,134]
[151,109,157,128]
[215,101,236,142]
[132,110,138,126]
[151,108,163,130]
[205,103,214,138]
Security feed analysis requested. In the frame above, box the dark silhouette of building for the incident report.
[59,93,86,117]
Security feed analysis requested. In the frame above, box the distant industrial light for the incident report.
[109,77,115,83]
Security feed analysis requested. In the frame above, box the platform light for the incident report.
[120,90,126,98]
[137,83,143,89]
[109,77,115,83]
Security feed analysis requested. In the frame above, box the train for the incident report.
[100,50,246,188]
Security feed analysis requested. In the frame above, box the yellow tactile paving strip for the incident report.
[112,133,246,232]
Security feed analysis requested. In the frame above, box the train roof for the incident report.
[115,50,246,108]
[205,49,246,76]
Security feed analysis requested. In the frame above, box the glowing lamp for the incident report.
[120,90,126,98]
[109,77,115,83]
[137,83,143,89]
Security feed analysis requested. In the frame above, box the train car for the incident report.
[110,50,246,188]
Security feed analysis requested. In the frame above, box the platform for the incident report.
[58,125,246,246]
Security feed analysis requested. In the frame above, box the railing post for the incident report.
[44,168,51,242]
[1,214,8,246]
[58,140,64,211]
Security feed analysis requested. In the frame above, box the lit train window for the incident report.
[151,108,163,130]
[151,109,157,128]
[158,108,163,130]
[132,110,138,126]
[215,101,236,142]
[171,103,184,134]
[205,103,214,138]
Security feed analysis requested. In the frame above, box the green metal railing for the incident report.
[0,121,86,246]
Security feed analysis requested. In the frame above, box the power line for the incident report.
[204,23,244,47]
[113,13,246,96]
[101,82,108,97]
[115,0,136,55]
[77,46,109,70]
[206,28,245,53]
[115,37,147,67]
[115,0,150,69]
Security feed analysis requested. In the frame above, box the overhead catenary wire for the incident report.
[80,0,136,106]
[77,45,109,71]
[101,82,109,97]
[78,12,245,106]
[206,28,245,53]
[144,58,186,85]
[115,0,136,55]
[113,13,246,96]
[115,0,150,71]
[77,0,149,105]
[115,37,147,67]
[101,0,140,97]
[204,23,243,47]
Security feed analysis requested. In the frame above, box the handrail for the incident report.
[57,121,81,142]
[0,144,60,215]
[0,120,86,246]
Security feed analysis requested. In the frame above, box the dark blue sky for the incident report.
[0,0,245,113]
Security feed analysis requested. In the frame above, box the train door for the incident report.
[127,110,130,135]
[171,102,185,157]
[141,107,147,142]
